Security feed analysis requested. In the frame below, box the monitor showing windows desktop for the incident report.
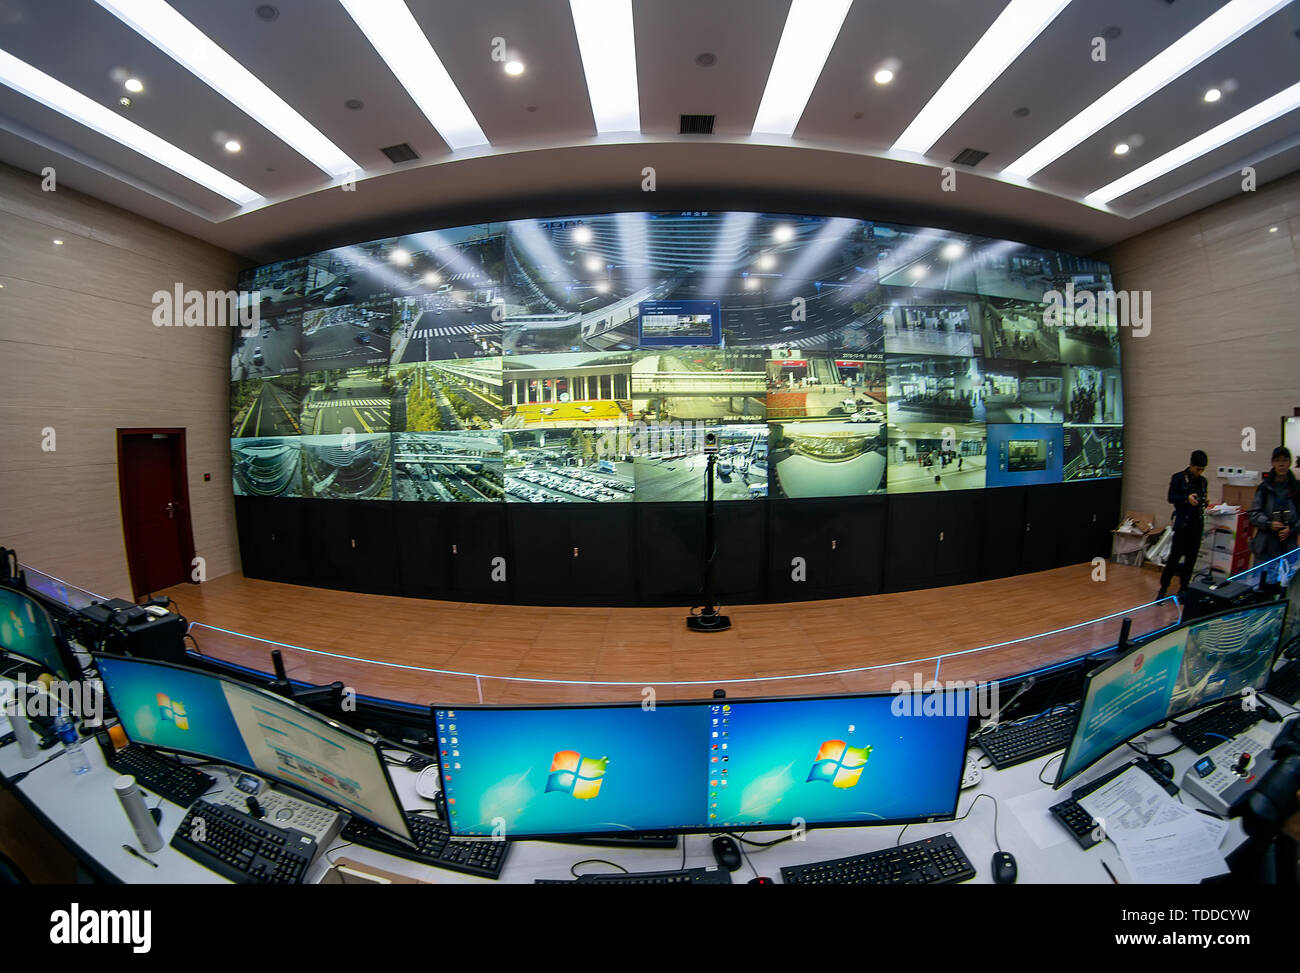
[96,655,411,842]
[435,692,969,839]
[1055,601,1286,787]
[0,585,76,681]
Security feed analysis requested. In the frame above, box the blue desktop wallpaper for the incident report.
[1060,631,1186,783]
[711,696,967,828]
[437,705,708,836]
[985,423,1064,487]
[98,657,254,768]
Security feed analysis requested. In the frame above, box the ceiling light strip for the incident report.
[1085,81,1300,206]
[338,0,487,150]
[569,0,640,133]
[892,0,1072,156]
[1003,0,1294,180]
[0,46,260,205]
[94,0,360,178]
[751,0,853,136]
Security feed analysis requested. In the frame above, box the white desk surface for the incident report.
[3,689,1294,885]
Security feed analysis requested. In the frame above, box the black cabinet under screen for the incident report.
[768,498,884,600]
[885,490,983,592]
[447,503,511,602]
[508,504,636,604]
[394,503,451,597]
[234,496,305,584]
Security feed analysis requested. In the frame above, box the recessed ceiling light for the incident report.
[570,0,640,133]
[1269,225,1279,232]
[390,247,411,265]
[941,243,965,260]
[773,224,795,243]
[124,77,143,93]
[53,239,64,245]
[892,0,1069,155]
[344,98,364,111]
[873,68,894,85]
[1113,142,1130,155]
[1085,80,1300,206]
[1204,87,1222,103]
[95,0,361,178]
[752,0,853,135]
[339,0,487,150]
[118,96,131,107]
[572,226,592,244]
[695,52,717,67]
[0,48,261,205]
[585,256,602,271]
[224,139,241,152]
[255,4,279,20]
[758,253,776,270]
[1004,0,1291,181]
[504,60,524,76]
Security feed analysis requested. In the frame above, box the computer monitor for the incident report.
[0,586,76,681]
[712,694,968,830]
[96,655,411,842]
[1056,602,1287,787]
[435,701,708,839]
[436,691,969,839]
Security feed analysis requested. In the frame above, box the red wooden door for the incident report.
[117,430,195,598]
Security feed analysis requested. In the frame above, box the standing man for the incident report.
[1158,450,1210,599]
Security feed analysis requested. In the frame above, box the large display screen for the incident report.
[1056,602,1286,787]
[435,693,967,838]
[232,212,1119,502]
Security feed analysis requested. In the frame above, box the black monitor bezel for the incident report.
[94,652,413,844]
[1053,600,1287,789]
[432,689,970,841]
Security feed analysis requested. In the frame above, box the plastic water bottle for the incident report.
[53,708,90,775]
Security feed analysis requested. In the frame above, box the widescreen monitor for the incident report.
[0,586,76,681]
[436,692,968,839]
[96,655,411,842]
[1056,602,1286,787]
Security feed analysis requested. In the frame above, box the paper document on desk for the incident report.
[1148,801,1230,847]
[1077,766,1176,835]
[1111,814,1229,884]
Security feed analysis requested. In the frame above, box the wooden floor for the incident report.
[162,564,1178,706]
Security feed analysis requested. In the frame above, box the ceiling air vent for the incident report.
[680,114,716,135]
[951,147,989,167]
[380,143,420,164]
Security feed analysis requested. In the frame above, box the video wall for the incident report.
[231,212,1121,503]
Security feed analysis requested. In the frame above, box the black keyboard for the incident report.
[1050,758,1180,849]
[537,866,732,885]
[107,745,215,807]
[341,813,509,880]
[976,707,1078,768]
[1266,659,1300,706]
[1171,701,1263,754]
[172,799,317,884]
[780,833,975,885]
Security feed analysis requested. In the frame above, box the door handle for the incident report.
[166,501,175,519]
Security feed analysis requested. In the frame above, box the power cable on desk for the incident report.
[324,841,356,867]
[734,834,759,880]
[1126,739,1184,759]
[952,792,1002,853]
[729,830,795,849]
[1038,751,1064,785]
[569,858,628,879]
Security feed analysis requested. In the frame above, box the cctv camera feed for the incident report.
[886,422,987,493]
[1167,603,1285,715]
[231,210,1118,505]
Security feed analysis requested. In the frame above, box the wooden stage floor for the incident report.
[163,564,1179,706]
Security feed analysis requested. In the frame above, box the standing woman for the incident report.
[1249,446,1299,591]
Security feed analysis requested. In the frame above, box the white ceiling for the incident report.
[0,0,1296,262]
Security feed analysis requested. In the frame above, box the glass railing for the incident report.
[21,560,1197,707]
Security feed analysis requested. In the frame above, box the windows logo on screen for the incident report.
[546,751,608,800]
[806,740,871,788]
[156,693,189,730]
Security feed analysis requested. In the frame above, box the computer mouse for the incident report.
[1152,757,1175,780]
[748,876,773,885]
[1257,700,1281,723]
[712,835,742,872]
[991,851,1017,885]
